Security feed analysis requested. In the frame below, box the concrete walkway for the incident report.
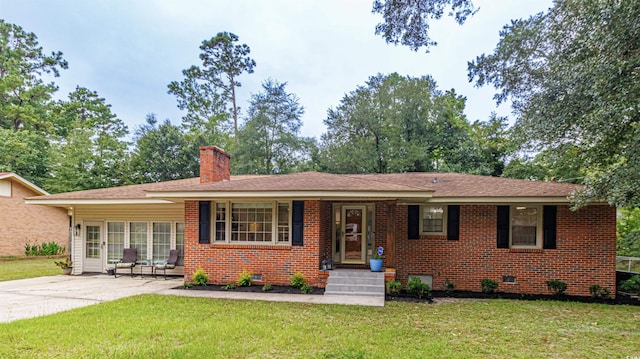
[0,275,384,323]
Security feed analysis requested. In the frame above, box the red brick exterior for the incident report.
[394,204,617,297]
[199,146,230,184]
[0,179,68,256]
[184,197,616,296]
[184,200,325,287]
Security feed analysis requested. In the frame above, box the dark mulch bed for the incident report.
[387,290,640,306]
[176,284,325,295]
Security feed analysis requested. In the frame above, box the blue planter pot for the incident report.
[369,258,383,272]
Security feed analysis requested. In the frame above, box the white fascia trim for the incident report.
[25,199,175,205]
[145,190,434,199]
[0,173,49,195]
[399,196,576,204]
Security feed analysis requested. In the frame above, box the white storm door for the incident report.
[84,223,104,272]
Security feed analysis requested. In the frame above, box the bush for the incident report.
[406,277,431,299]
[589,284,612,299]
[237,269,252,287]
[546,279,568,296]
[290,272,307,289]
[386,280,402,296]
[222,283,237,290]
[300,284,313,294]
[192,268,208,286]
[442,279,456,294]
[262,284,272,292]
[620,275,640,294]
[481,279,499,293]
[25,242,65,256]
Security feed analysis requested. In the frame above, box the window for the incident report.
[277,202,290,243]
[107,222,125,262]
[153,222,171,260]
[129,222,147,260]
[85,225,100,258]
[215,203,226,241]
[420,206,447,234]
[511,206,542,248]
[213,201,291,244]
[176,222,184,266]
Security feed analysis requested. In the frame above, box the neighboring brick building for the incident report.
[27,146,617,297]
[0,173,69,256]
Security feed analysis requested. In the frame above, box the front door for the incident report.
[341,205,367,264]
[84,222,103,272]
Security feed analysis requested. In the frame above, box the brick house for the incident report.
[0,172,69,256]
[27,146,617,297]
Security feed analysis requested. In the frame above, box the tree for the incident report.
[468,0,640,207]
[0,129,50,186]
[617,208,640,258]
[234,79,312,174]
[130,114,199,182]
[168,32,255,142]
[319,73,488,174]
[372,0,476,52]
[46,87,130,192]
[0,19,68,133]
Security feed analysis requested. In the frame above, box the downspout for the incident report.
[67,207,74,274]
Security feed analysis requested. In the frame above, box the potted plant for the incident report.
[54,257,73,275]
[370,246,383,272]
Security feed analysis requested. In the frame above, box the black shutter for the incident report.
[497,206,509,248]
[408,205,420,240]
[447,205,460,240]
[543,205,557,249]
[292,201,304,246]
[199,201,211,244]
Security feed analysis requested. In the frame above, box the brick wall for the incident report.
[393,204,617,297]
[0,180,69,256]
[184,200,325,287]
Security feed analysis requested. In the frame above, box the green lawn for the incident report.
[0,295,638,358]
[0,258,61,282]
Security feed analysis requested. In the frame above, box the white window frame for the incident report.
[509,205,543,249]
[213,201,292,245]
[420,205,447,235]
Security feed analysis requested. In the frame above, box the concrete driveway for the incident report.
[0,275,181,323]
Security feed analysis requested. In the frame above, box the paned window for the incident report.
[511,206,541,247]
[176,222,184,266]
[153,222,171,260]
[215,203,226,241]
[107,222,125,262]
[231,203,273,242]
[421,206,446,234]
[277,202,290,243]
[85,225,100,258]
[129,222,147,260]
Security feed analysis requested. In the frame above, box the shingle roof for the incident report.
[28,171,582,203]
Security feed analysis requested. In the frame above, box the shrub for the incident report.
[589,284,611,299]
[25,242,65,256]
[546,279,568,296]
[262,284,272,292]
[442,279,456,294]
[386,280,402,296]
[192,268,209,286]
[183,282,193,289]
[237,269,252,287]
[290,272,307,289]
[620,275,640,294]
[300,284,313,294]
[481,279,499,293]
[406,277,431,299]
[222,283,237,290]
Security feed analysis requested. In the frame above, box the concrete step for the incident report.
[324,269,385,297]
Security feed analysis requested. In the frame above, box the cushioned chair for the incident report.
[114,248,137,278]
[154,249,179,279]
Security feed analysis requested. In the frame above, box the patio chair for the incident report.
[154,249,179,279]
[114,248,137,278]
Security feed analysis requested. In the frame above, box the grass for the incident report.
[0,295,638,358]
[0,258,61,282]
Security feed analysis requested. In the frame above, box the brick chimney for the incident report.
[199,146,231,183]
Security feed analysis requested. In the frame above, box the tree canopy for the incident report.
[372,0,476,52]
[468,0,640,208]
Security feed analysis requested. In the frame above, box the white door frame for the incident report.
[83,222,104,272]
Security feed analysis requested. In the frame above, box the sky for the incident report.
[1,0,552,139]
